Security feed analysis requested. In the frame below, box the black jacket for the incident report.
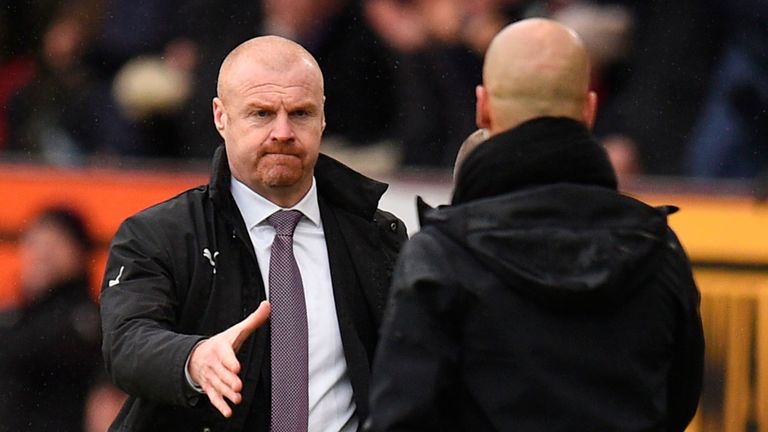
[369,118,704,432]
[0,277,102,432]
[101,146,407,432]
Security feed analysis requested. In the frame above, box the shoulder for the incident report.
[128,185,208,225]
[393,227,457,285]
[387,227,471,320]
[117,185,209,236]
[109,185,211,267]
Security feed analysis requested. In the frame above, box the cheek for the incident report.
[226,128,266,165]
[299,124,323,156]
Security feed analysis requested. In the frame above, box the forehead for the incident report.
[224,57,324,104]
[23,221,70,244]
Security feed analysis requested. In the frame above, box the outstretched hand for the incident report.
[189,301,271,417]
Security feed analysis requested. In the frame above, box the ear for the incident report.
[583,90,598,130]
[212,97,227,139]
[475,85,491,130]
[321,96,327,132]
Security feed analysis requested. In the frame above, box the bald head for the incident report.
[212,36,327,207]
[217,35,324,101]
[477,18,596,135]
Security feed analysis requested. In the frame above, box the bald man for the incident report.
[368,19,703,431]
[100,36,407,432]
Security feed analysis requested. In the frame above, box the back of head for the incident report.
[479,18,594,134]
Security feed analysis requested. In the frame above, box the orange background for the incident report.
[0,162,207,307]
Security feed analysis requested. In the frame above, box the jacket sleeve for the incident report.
[665,233,705,431]
[367,233,464,432]
[100,215,205,407]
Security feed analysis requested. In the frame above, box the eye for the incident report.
[255,110,271,118]
[291,109,310,118]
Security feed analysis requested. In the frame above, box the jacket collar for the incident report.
[452,117,617,205]
[209,145,388,221]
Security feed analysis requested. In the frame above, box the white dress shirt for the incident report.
[231,177,358,432]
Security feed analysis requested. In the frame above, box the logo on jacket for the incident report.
[108,265,125,287]
[203,248,220,274]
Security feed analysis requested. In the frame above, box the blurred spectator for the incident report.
[4,0,132,165]
[0,207,102,432]
[365,0,512,168]
[84,0,196,157]
[683,0,768,179]
[589,0,723,176]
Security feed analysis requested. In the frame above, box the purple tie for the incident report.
[268,210,308,432]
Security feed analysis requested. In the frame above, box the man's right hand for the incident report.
[189,301,271,417]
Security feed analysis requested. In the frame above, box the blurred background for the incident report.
[0,0,766,430]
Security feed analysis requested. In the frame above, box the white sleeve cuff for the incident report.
[185,340,206,394]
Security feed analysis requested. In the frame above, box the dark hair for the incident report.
[34,207,93,252]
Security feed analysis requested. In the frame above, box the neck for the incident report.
[452,117,617,205]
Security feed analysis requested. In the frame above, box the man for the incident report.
[100,36,407,431]
[368,19,704,431]
[0,207,101,432]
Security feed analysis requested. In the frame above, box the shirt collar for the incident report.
[230,177,321,230]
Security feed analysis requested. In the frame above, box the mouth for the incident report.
[262,152,300,160]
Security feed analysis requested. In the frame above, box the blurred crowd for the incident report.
[0,0,766,178]
[0,207,127,431]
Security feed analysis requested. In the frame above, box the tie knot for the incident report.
[268,210,303,236]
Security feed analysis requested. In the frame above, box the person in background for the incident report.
[5,0,115,166]
[683,0,768,179]
[0,207,102,432]
[100,35,407,431]
[365,0,510,168]
[368,18,703,431]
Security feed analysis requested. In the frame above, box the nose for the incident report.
[270,111,295,142]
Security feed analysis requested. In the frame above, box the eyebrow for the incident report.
[244,98,320,111]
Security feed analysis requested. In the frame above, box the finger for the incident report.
[203,372,242,413]
[207,371,242,406]
[232,301,271,350]
[206,389,233,418]
[219,378,243,406]
[214,362,243,394]
[201,373,233,418]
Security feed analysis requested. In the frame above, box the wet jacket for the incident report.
[101,146,407,432]
[369,118,704,432]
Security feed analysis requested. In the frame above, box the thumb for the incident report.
[231,301,271,352]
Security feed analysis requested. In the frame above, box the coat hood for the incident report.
[423,117,672,309]
[422,185,672,309]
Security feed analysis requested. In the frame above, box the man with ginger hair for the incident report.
[100,36,406,432]
[368,19,703,431]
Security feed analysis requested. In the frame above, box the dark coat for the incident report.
[369,118,704,432]
[100,146,407,432]
[0,278,102,432]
